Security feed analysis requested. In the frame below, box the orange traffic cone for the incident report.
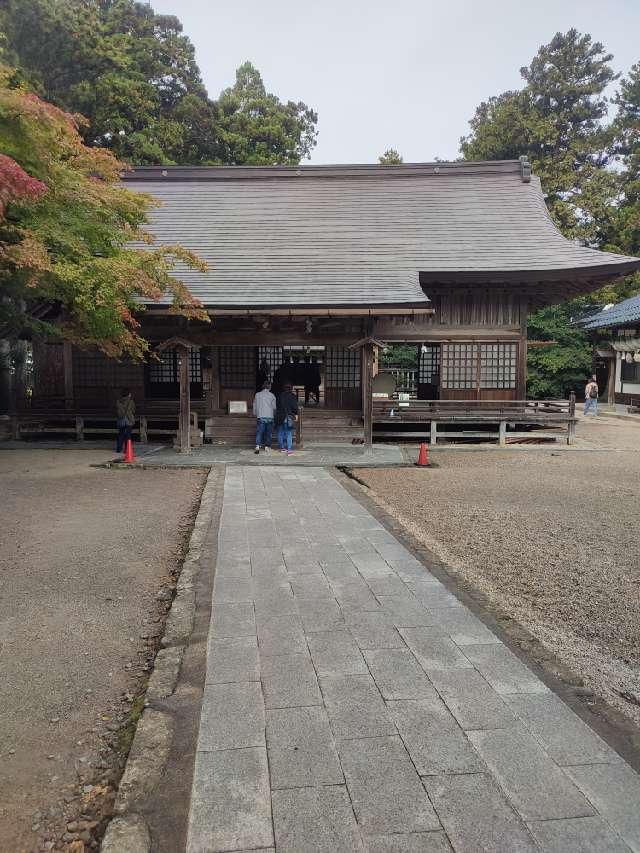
[416,442,429,467]
[123,438,135,464]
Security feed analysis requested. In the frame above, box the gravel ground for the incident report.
[0,448,205,852]
[357,415,640,730]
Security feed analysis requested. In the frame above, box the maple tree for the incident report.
[0,65,207,357]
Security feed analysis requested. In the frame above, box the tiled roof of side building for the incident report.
[123,161,640,308]
[582,293,640,329]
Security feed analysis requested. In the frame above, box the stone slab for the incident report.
[256,613,307,657]
[528,815,632,853]
[363,833,453,853]
[212,577,254,605]
[423,773,538,853]
[271,785,364,853]
[364,574,413,597]
[567,762,640,852]
[398,627,473,672]
[387,698,485,776]
[504,692,619,766]
[320,674,396,739]
[307,630,369,677]
[205,636,260,684]
[260,652,322,709]
[266,705,344,789]
[209,603,256,639]
[338,736,441,834]
[363,648,437,700]
[468,726,596,821]
[418,607,501,646]
[298,597,346,633]
[188,747,273,853]
[461,644,549,695]
[344,611,405,650]
[406,582,463,610]
[197,682,265,751]
[426,668,517,731]
[376,595,435,628]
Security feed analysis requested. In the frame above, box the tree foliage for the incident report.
[0,1,318,166]
[0,65,207,357]
[215,62,318,165]
[378,149,403,165]
[461,30,640,396]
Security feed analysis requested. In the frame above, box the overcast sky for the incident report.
[152,0,640,165]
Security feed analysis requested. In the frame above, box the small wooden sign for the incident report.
[228,401,248,414]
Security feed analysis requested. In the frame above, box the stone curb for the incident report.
[100,468,217,852]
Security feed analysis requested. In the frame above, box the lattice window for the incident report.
[479,343,517,389]
[325,346,361,388]
[219,346,256,388]
[74,350,140,387]
[621,359,640,383]
[258,346,283,376]
[441,343,477,390]
[148,348,202,384]
[418,345,440,383]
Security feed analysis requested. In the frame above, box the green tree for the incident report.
[1,0,209,165]
[0,65,206,357]
[609,63,640,261]
[1,3,318,166]
[378,149,403,165]
[215,61,317,165]
[461,29,617,241]
[461,30,639,396]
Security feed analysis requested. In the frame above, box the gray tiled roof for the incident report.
[124,161,640,308]
[582,294,640,329]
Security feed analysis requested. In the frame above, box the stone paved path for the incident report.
[187,466,640,853]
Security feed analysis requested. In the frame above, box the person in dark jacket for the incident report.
[116,388,136,454]
[304,356,321,405]
[275,383,299,455]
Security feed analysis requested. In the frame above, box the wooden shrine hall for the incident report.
[13,159,640,450]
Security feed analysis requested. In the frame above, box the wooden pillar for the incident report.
[0,339,12,414]
[63,342,74,411]
[363,343,374,449]
[209,346,221,412]
[178,345,191,454]
[606,355,616,407]
[518,297,528,400]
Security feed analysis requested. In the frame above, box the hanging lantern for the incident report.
[625,352,634,363]
[634,351,640,363]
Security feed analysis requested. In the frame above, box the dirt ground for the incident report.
[0,447,205,852]
[357,415,640,731]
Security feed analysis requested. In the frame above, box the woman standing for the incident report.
[275,383,299,455]
[116,388,136,454]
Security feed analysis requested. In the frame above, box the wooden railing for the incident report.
[372,393,577,445]
[10,411,202,443]
[378,368,417,394]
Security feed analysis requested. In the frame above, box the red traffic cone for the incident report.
[416,442,429,467]
[123,438,135,464]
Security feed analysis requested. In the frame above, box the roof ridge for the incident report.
[122,160,527,182]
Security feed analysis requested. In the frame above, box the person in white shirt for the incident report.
[252,381,277,454]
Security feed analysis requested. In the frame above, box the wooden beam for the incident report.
[178,345,191,454]
[144,307,435,317]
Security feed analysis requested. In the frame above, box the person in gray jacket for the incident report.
[252,381,277,454]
